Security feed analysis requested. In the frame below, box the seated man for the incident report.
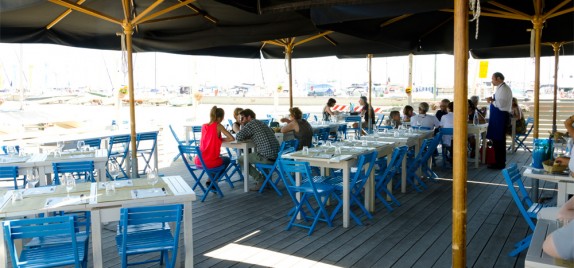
[236,109,280,191]
[386,110,402,128]
[410,102,440,130]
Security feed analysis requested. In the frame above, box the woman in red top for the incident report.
[194,106,235,175]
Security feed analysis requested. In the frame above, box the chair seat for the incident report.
[19,242,86,268]
[25,232,89,248]
[116,229,175,254]
[288,183,335,195]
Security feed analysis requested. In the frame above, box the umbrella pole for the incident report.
[286,45,293,109]
[452,0,469,267]
[552,42,562,133]
[407,54,413,105]
[123,23,138,178]
[368,54,373,132]
[532,0,543,139]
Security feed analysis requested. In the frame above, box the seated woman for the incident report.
[507,97,526,135]
[280,107,313,150]
[402,105,416,122]
[323,98,339,122]
[353,96,376,134]
[543,197,574,260]
[386,110,402,128]
[194,106,235,184]
[440,102,454,161]
[231,107,243,133]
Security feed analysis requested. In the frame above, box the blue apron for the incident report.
[486,103,508,141]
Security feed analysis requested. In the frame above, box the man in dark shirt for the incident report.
[236,109,280,190]
[435,99,450,121]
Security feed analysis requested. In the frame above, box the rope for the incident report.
[469,0,481,39]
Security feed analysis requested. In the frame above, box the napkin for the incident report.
[314,153,335,159]
[98,180,133,189]
[27,154,48,162]
[0,156,29,164]
[44,196,87,208]
[0,191,12,210]
[23,186,56,196]
[131,188,166,199]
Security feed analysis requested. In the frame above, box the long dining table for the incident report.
[0,175,196,268]
[361,130,434,193]
[283,141,394,228]
[0,149,108,185]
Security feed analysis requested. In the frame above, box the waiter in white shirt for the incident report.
[485,72,513,169]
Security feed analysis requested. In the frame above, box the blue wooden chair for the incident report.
[259,119,271,127]
[316,127,330,143]
[83,138,102,149]
[178,145,228,202]
[223,147,244,188]
[375,146,408,212]
[508,116,534,152]
[136,131,159,175]
[227,119,234,131]
[255,139,299,196]
[323,151,378,225]
[502,163,545,256]
[411,126,432,131]
[24,211,91,250]
[302,113,310,120]
[168,124,188,162]
[401,135,442,192]
[332,124,348,141]
[1,145,20,155]
[345,115,362,138]
[191,125,202,145]
[375,114,385,130]
[116,204,183,268]
[278,159,341,235]
[53,161,96,185]
[106,134,131,179]
[419,133,443,180]
[3,215,88,268]
[439,127,454,168]
[0,166,20,189]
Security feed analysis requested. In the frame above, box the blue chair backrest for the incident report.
[439,127,453,135]
[3,215,80,266]
[278,159,320,192]
[168,124,185,145]
[502,163,537,231]
[136,131,158,150]
[1,145,20,155]
[420,133,443,162]
[351,151,378,191]
[83,138,102,149]
[259,119,271,126]
[302,113,310,120]
[376,114,385,127]
[317,127,330,141]
[108,135,131,154]
[53,161,96,185]
[411,126,432,131]
[191,126,202,144]
[345,116,361,123]
[337,124,348,139]
[0,166,19,189]
[280,139,299,156]
[521,117,535,136]
[228,119,234,129]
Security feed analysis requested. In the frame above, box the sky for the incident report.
[0,43,572,94]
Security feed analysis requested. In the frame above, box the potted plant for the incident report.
[118,86,128,99]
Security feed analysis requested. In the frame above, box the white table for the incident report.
[362,130,433,193]
[468,123,488,168]
[221,141,255,193]
[283,142,394,228]
[525,219,574,267]
[523,168,573,206]
[0,149,108,185]
[0,176,196,268]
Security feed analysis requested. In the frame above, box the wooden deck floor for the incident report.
[11,149,556,268]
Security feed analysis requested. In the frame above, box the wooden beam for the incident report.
[263,40,287,47]
[137,0,196,24]
[121,0,130,23]
[178,1,218,23]
[138,14,200,24]
[379,14,412,28]
[322,35,338,46]
[48,0,122,25]
[545,6,574,19]
[132,0,164,25]
[474,11,531,20]
[543,0,572,18]
[46,0,86,30]
[294,31,333,47]
[489,1,531,18]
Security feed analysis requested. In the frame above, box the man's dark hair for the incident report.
[327,98,336,107]
[493,72,505,81]
[239,109,256,119]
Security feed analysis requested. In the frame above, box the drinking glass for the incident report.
[416,120,422,131]
[65,174,75,198]
[56,141,65,157]
[302,146,309,155]
[6,146,17,157]
[147,169,159,192]
[108,162,120,181]
[312,136,319,148]
[26,168,39,188]
[77,141,85,152]
[335,146,342,154]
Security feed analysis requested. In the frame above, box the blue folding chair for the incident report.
[259,119,271,127]
[402,134,442,192]
[228,119,234,131]
[411,126,432,131]
[107,134,131,179]
[24,211,91,250]
[302,113,310,120]
[375,146,408,212]
[1,145,20,155]
[419,133,443,180]
[502,163,545,256]
[136,131,159,175]
[439,127,453,168]
[375,114,386,130]
[3,215,88,268]
[278,159,341,235]
[168,124,188,162]
[508,116,534,152]
[255,139,299,196]
[83,138,102,149]
[323,151,378,225]
[316,127,330,143]
[191,125,202,145]
[53,161,96,185]
[345,115,362,138]
[0,166,20,189]
[116,204,183,268]
[223,147,244,188]
[331,124,348,141]
[178,145,228,202]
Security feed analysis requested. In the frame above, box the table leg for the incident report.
[401,156,407,193]
[475,132,480,169]
[242,144,249,193]
[91,209,104,268]
[511,118,516,153]
[0,225,6,267]
[481,132,487,165]
[183,202,193,268]
[184,126,191,145]
[557,182,568,206]
[365,167,375,213]
[343,164,350,228]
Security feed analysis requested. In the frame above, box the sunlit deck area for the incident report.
[80,149,551,268]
